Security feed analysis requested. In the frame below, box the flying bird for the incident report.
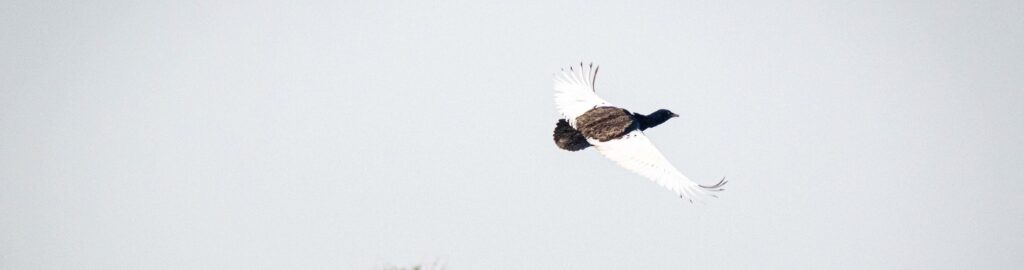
[552,63,727,203]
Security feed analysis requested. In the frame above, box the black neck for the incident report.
[633,112,673,131]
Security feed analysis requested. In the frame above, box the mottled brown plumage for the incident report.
[574,107,637,142]
[553,106,677,151]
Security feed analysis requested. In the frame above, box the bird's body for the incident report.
[575,107,635,142]
[551,63,726,202]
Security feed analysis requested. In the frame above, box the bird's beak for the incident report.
[671,113,679,118]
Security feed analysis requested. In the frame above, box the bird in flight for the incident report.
[552,63,727,203]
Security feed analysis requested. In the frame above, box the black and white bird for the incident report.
[552,63,727,203]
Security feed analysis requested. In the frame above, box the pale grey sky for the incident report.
[2,0,1023,269]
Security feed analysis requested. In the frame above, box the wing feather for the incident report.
[553,63,612,127]
[590,131,727,202]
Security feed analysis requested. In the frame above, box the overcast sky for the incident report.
[2,1,1023,269]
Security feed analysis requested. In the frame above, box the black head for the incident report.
[634,109,679,131]
[651,109,680,119]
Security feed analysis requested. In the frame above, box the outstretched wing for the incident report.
[590,130,727,202]
[553,62,612,127]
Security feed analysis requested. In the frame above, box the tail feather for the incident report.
[553,119,591,151]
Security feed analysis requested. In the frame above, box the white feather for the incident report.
[589,130,726,202]
[553,63,611,127]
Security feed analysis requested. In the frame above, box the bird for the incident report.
[552,62,727,203]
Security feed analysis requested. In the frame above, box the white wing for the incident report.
[553,63,612,127]
[590,130,727,203]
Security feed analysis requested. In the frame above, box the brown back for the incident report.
[575,107,635,142]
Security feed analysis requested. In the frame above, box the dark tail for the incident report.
[553,119,591,151]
